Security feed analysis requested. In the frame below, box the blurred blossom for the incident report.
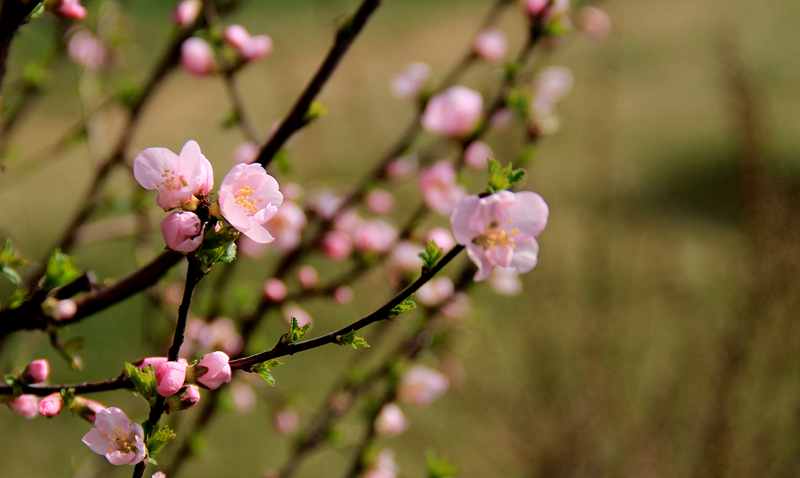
[152,473,167,478]
[398,365,449,407]
[333,209,362,236]
[522,0,549,18]
[230,381,256,415]
[385,154,418,181]
[209,317,243,355]
[223,25,273,61]
[579,6,611,44]
[353,219,398,254]
[421,86,483,139]
[388,241,424,284]
[416,277,454,307]
[283,303,312,328]
[6,395,39,419]
[68,31,109,70]
[297,265,319,289]
[161,211,203,252]
[307,189,344,220]
[218,163,283,244]
[82,407,146,465]
[375,403,409,437]
[425,227,456,252]
[451,191,549,281]
[274,408,299,436]
[233,141,260,164]
[265,201,307,253]
[419,161,467,215]
[322,231,353,262]
[264,278,288,302]
[473,28,507,63]
[38,393,63,418]
[441,292,471,320]
[463,141,493,170]
[391,62,431,100]
[53,299,77,320]
[180,37,215,76]
[23,359,49,384]
[365,189,395,215]
[531,66,573,118]
[490,107,514,131]
[50,0,87,20]
[330,392,352,413]
[238,235,268,259]
[281,183,303,201]
[333,286,353,304]
[162,283,184,305]
[364,450,399,478]
[171,0,201,27]
[488,266,523,296]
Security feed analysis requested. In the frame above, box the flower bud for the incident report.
[181,37,214,76]
[473,28,507,63]
[155,361,188,397]
[463,141,493,170]
[365,189,395,215]
[273,408,299,436]
[263,278,288,302]
[6,394,39,419]
[38,393,63,418]
[321,231,353,262]
[391,62,431,101]
[398,365,449,407]
[191,352,232,389]
[421,86,483,139]
[375,403,409,437]
[22,359,49,384]
[333,286,353,305]
[297,265,318,290]
[161,211,204,252]
[50,0,87,20]
[171,0,201,27]
[164,385,201,413]
[53,299,77,320]
[71,396,106,423]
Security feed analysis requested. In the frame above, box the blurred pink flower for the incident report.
[51,0,87,20]
[441,292,472,320]
[364,450,399,478]
[171,0,201,27]
[297,265,319,289]
[334,286,353,304]
[38,393,63,418]
[579,6,611,44]
[230,381,256,415]
[388,241,424,285]
[391,62,431,100]
[375,403,409,438]
[321,231,353,262]
[68,31,108,69]
[82,407,146,465]
[425,227,456,252]
[365,189,395,215]
[353,219,398,254]
[473,28,507,63]
[307,189,344,220]
[233,141,260,164]
[264,278,288,302]
[384,154,418,181]
[416,277,454,307]
[419,161,467,215]
[6,394,39,419]
[264,201,307,252]
[450,190,548,281]
[421,86,483,138]
[161,211,204,252]
[398,365,449,407]
[490,107,514,131]
[523,0,549,17]
[133,140,214,211]
[23,359,49,384]
[488,266,523,296]
[463,141,493,170]
[53,299,77,320]
[274,408,300,436]
[531,66,573,118]
[223,25,273,61]
[282,303,311,328]
[180,37,214,76]
[218,163,283,243]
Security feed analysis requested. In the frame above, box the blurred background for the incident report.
[1,0,800,476]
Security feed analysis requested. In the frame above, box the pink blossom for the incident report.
[171,0,201,27]
[137,356,168,371]
[353,219,398,254]
[490,107,514,131]
[71,397,106,423]
[218,163,283,243]
[6,394,39,419]
[450,190,548,281]
[425,227,456,252]
[391,62,431,100]
[68,31,108,69]
[194,351,232,389]
[233,141,260,164]
[375,403,409,438]
[180,37,215,76]
[384,154,418,181]
[209,317,243,355]
[398,365,449,407]
[388,241,424,285]
[441,292,472,320]
[463,141,493,170]
[161,211,204,252]
[230,382,256,415]
[237,235,269,259]
[473,28,507,63]
[155,361,188,397]
[152,473,167,478]
[307,189,344,219]
[416,277,454,307]
[264,201,307,252]
[23,359,49,384]
[523,0,549,17]
[223,25,273,61]
[38,393,63,418]
[419,161,467,215]
[364,450,399,478]
[53,299,77,320]
[421,86,483,138]
[321,231,353,262]
[488,266,523,296]
[51,0,87,20]
[274,408,300,436]
[282,303,311,328]
[334,286,353,304]
[82,407,146,465]
[365,189,395,215]
[282,182,303,201]
[531,66,573,118]
[164,385,201,413]
[579,6,611,44]
[297,265,318,289]
[264,278,288,302]
[133,140,214,211]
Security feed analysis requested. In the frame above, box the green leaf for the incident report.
[486,158,527,193]
[418,240,444,272]
[60,388,75,410]
[1,266,21,285]
[216,243,236,264]
[0,240,28,267]
[252,359,283,386]
[282,317,310,345]
[4,374,23,398]
[146,425,176,456]
[427,450,459,478]
[336,329,370,349]
[303,100,327,123]
[4,288,27,309]
[198,225,239,268]
[389,298,417,318]
[221,109,242,129]
[274,149,292,174]
[42,249,81,290]
[125,363,157,403]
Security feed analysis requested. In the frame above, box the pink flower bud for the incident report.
[307,189,344,220]
[230,381,256,415]
[353,220,398,255]
[152,473,167,478]
[223,25,251,51]
[23,359,49,384]
[473,28,507,63]
[391,62,431,100]
[416,277,454,307]
[38,393,63,418]
[181,37,214,76]
[263,278,288,302]
[532,66,573,118]
[51,0,87,20]
[490,108,514,131]
[297,265,318,289]
[523,0,549,18]
[334,286,353,304]
[419,161,467,215]
[424,227,456,252]
[282,183,303,201]
[463,141,493,170]
[322,231,353,262]
[265,201,307,253]
[137,356,168,370]
[53,299,77,320]
[578,6,611,44]
[233,141,260,164]
[164,385,201,413]
[194,351,232,389]
[161,211,204,252]
[155,361,188,397]
[384,154,418,181]
[223,25,272,62]
[171,0,201,27]
[210,317,243,356]
[365,189,395,215]
[398,365,449,407]
[282,303,311,328]
[421,86,483,139]
[274,408,299,436]
[441,292,471,320]
[71,396,106,423]
[6,394,39,419]
[68,31,109,70]
[364,450,399,478]
[374,403,409,437]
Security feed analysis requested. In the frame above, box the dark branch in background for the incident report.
[0,374,132,396]
[223,71,261,143]
[254,0,383,168]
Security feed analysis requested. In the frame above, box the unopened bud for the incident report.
[164,385,201,413]
[71,396,106,423]
[22,359,49,384]
[38,393,63,418]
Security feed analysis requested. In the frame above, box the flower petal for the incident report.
[449,195,481,244]
[82,428,112,455]
[506,191,548,238]
[511,236,539,273]
[133,147,180,190]
[467,243,495,282]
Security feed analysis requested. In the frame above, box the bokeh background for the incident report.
[1,0,800,477]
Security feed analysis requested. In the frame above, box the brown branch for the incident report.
[0,374,132,396]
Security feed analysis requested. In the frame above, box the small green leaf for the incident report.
[252,359,283,386]
[487,158,527,193]
[4,374,23,398]
[146,425,176,456]
[274,149,292,174]
[4,288,27,309]
[389,298,416,318]
[147,457,158,466]
[221,109,242,129]
[125,363,157,403]
[216,243,236,264]
[42,249,81,291]
[336,329,370,349]
[282,317,310,345]
[1,266,21,285]
[60,388,75,410]
[303,100,327,123]
[427,450,459,478]
[418,240,444,272]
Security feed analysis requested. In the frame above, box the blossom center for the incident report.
[233,185,264,216]
[103,427,137,455]
[476,222,519,250]
[158,168,188,191]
